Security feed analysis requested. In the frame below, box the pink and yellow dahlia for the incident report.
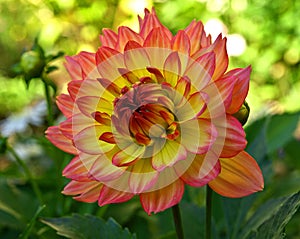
[46,8,263,214]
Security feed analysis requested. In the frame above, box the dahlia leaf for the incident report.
[41,214,136,239]
[240,191,300,239]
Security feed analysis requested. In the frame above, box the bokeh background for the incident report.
[0,0,299,238]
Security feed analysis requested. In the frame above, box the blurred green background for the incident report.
[0,0,299,238]
[0,0,299,118]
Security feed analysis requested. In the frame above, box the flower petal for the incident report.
[163,52,181,87]
[112,143,145,167]
[45,126,77,154]
[152,140,187,171]
[180,151,220,187]
[63,155,92,181]
[225,66,251,114]
[56,94,73,118]
[76,96,113,118]
[139,8,172,40]
[208,151,264,197]
[171,30,190,55]
[98,185,134,206]
[140,179,184,215]
[74,125,114,155]
[117,26,144,51]
[88,149,125,182]
[184,20,211,54]
[62,180,102,202]
[180,118,217,154]
[213,115,247,158]
[192,34,228,81]
[100,28,118,48]
[143,27,171,48]
[128,158,159,194]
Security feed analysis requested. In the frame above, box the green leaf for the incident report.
[240,191,300,239]
[41,214,136,239]
[266,112,300,154]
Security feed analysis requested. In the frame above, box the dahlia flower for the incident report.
[46,8,263,214]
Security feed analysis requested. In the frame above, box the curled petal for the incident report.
[112,143,145,167]
[208,151,264,197]
[140,179,184,215]
[163,52,181,87]
[45,126,77,155]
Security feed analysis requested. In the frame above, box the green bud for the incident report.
[20,50,45,79]
[233,101,250,126]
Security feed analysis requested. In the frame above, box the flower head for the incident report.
[46,8,263,214]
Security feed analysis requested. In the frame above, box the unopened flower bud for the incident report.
[233,101,250,126]
[20,50,45,79]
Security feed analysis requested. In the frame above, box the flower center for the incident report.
[129,103,179,145]
[112,83,180,146]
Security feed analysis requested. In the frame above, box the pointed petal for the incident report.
[64,56,82,80]
[74,184,102,203]
[171,30,190,55]
[98,185,134,206]
[213,114,247,158]
[180,151,220,187]
[143,27,171,48]
[163,52,181,87]
[209,151,264,197]
[192,35,228,81]
[201,75,236,118]
[62,180,101,199]
[140,179,184,215]
[139,8,172,40]
[74,125,114,155]
[152,140,187,171]
[56,94,73,118]
[63,155,92,181]
[46,126,77,154]
[100,28,118,48]
[225,66,251,114]
[128,158,159,194]
[116,26,143,51]
[184,20,210,54]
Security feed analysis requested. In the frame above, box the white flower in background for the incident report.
[0,100,47,137]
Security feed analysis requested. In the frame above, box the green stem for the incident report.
[42,77,54,126]
[206,185,212,239]
[8,146,43,205]
[172,204,184,239]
